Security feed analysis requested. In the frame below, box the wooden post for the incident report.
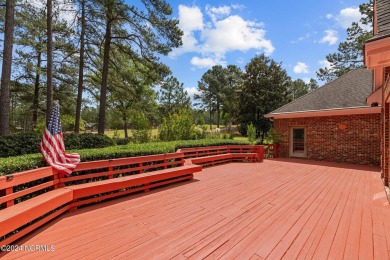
[53,168,65,188]
[5,187,13,208]
[258,145,264,162]
[108,166,113,179]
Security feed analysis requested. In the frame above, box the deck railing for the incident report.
[0,145,263,246]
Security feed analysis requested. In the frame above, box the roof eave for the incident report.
[265,106,381,119]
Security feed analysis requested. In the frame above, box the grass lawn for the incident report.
[103,126,248,141]
[97,129,159,138]
[234,136,248,142]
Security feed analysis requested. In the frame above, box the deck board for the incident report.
[1,159,389,260]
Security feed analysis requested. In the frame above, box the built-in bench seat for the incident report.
[0,152,201,246]
[1,166,65,247]
[177,145,263,167]
[0,146,265,246]
[0,189,72,239]
[67,164,201,209]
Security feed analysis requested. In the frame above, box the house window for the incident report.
[290,127,306,158]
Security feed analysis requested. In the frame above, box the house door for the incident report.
[290,128,306,158]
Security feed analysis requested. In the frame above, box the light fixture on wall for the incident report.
[338,124,347,130]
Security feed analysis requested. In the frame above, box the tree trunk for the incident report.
[46,0,53,124]
[32,52,42,129]
[0,0,15,135]
[122,112,128,139]
[98,19,112,134]
[75,0,86,133]
[209,109,212,130]
[216,102,220,128]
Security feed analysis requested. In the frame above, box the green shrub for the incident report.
[247,123,256,143]
[64,133,114,150]
[192,125,206,140]
[0,132,41,157]
[158,118,171,141]
[0,132,116,158]
[0,139,250,175]
[112,129,121,139]
[61,114,86,132]
[131,112,152,143]
[173,139,248,149]
[265,127,285,144]
[113,138,131,145]
[159,109,197,141]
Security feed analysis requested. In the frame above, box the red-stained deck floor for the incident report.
[1,159,390,259]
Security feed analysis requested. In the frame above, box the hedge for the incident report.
[0,132,115,158]
[0,139,249,176]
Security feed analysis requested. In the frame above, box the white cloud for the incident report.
[330,6,371,31]
[291,33,310,44]
[201,15,274,56]
[319,59,333,69]
[170,5,204,57]
[293,62,310,74]
[326,14,333,19]
[336,7,361,29]
[178,5,204,31]
[206,5,231,23]
[320,30,338,45]
[185,87,201,97]
[25,0,76,26]
[171,4,274,65]
[302,78,311,84]
[191,56,226,69]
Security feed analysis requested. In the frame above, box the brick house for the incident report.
[266,68,381,165]
[364,0,390,186]
[267,0,390,186]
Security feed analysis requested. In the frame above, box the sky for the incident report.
[158,0,370,97]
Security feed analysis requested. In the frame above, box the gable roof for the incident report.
[267,68,373,116]
[367,0,390,42]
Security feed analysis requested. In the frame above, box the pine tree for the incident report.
[0,0,15,135]
[317,1,373,82]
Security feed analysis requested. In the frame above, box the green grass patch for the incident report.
[100,129,159,139]
[0,139,249,176]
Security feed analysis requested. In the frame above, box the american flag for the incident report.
[40,101,80,176]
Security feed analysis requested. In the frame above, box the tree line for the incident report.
[0,0,182,136]
[195,55,319,141]
[0,0,373,141]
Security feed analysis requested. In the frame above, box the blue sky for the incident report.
[159,0,370,97]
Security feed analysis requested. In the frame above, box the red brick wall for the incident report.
[273,113,381,165]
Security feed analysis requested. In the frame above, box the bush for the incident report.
[113,138,131,145]
[265,128,285,144]
[159,109,198,141]
[247,123,256,143]
[0,132,41,157]
[64,133,114,150]
[131,112,152,143]
[0,139,250,175]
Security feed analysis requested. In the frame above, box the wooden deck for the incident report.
[1,159,389,259]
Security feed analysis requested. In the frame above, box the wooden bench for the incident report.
[0,167,72,247]
[65,153,201,209]
[228,145,264,162]
[177,145,263,167]
[0,153,201,246]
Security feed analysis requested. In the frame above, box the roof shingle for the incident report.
[367,0,390,42]
[268,68,373,115]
